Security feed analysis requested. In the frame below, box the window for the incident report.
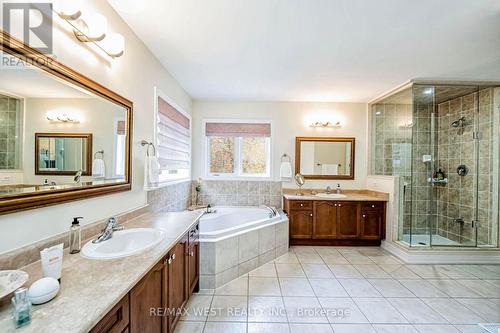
[205,121,271,178]
[155,89,191,183]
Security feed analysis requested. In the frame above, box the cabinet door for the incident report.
[312,201,337,239]
[187,242,199,294]
[337,202,360,239]
[289,211,313,239]
[90,295,129,333]
[360,209,382,239]
[167,235,189,331]
[130,262,163,333]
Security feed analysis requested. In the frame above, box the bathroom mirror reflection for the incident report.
[35,133,93,175]
[0,43,132,214]
[295,137,355,179]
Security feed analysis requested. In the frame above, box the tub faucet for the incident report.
[262,205,278,218]
[92,217,124,243]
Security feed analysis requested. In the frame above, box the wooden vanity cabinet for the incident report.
[165,234,189,331]
[284,198,385,245]
[92,222,200,333]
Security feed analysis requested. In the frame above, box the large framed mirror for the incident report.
[295,137,355,180]
[0,30,133,214]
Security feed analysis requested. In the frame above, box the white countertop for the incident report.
[0,210,204,333]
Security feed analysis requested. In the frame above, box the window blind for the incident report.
[205,122,271,137]
[157,97,190,171]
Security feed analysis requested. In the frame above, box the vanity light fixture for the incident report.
[310,121,342,128]
[56,7,125,58]
[46,113,80,124]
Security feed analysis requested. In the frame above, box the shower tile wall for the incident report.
[435,88,495,245]
[0,95,21,169]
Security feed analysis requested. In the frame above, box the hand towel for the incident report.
[145,156,160,188]
[280,161,293,180]
[321,163,339,175]
[92,159,105,179]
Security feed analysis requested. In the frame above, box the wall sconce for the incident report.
[310,121,342,128]
[47,113,80,123]
[55,6,125,58]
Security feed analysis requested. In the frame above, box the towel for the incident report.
[92,159,105,179]
[280,161,293,180]
[144,156,159,188]
[321,163,339,175]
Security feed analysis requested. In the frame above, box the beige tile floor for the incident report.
[175,246,500,333]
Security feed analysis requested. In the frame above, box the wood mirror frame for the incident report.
[35,133,93,176]
[295,137,355,180]
[0,30,133,214]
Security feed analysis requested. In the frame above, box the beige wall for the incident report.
[0,0,192,254]
[192,101,368,189]
[22,98,125,184]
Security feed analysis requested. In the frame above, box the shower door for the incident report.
[428,85,480,247]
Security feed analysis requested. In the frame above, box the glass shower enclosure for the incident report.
[370,80,500,248]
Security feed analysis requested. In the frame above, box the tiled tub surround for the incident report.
[200,211,289,289]
[0,210,204,333]
[192,180,283,209]
[147,180,193,212]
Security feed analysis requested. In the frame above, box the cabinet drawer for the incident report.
[290,201,312,210]
[90,295,129,333]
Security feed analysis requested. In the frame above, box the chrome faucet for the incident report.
[336,184,342,194]
[325,186,332,194]
[262,205,278,218]
[92,217,124,243]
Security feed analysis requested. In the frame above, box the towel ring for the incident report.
[316,163,341,167]
[140,140,156,157]
[281,153,291,163]
[93,150,104,159]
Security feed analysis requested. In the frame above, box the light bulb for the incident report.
[102,33,125,57]
[79,11,107,41]
[56,1,81,20]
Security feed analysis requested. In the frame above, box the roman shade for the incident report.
[205,122,271,137]
[157,97,191,171]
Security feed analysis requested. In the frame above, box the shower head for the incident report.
[451,116,466,128]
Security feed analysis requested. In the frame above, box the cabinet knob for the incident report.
[334,204,337,207]
[371,204,375,208]
[362,214,366,218]
[310,213,313,217]
[189,251,194,257]
[166,258,172,265]
[338,204,341,207]
[172,253,176,260]
[300,204,304,207]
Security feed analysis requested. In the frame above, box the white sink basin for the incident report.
[81,228,165,260]
[315,193,347,199]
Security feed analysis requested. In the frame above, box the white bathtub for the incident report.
[199,206,285,241]
[198,206,289,288]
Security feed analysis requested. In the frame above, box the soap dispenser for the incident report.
[69,217,83,254]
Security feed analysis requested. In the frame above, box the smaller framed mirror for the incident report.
[35,133,93,175]
[295,137,355,180]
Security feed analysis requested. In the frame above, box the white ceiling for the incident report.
[108,0,500,102]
